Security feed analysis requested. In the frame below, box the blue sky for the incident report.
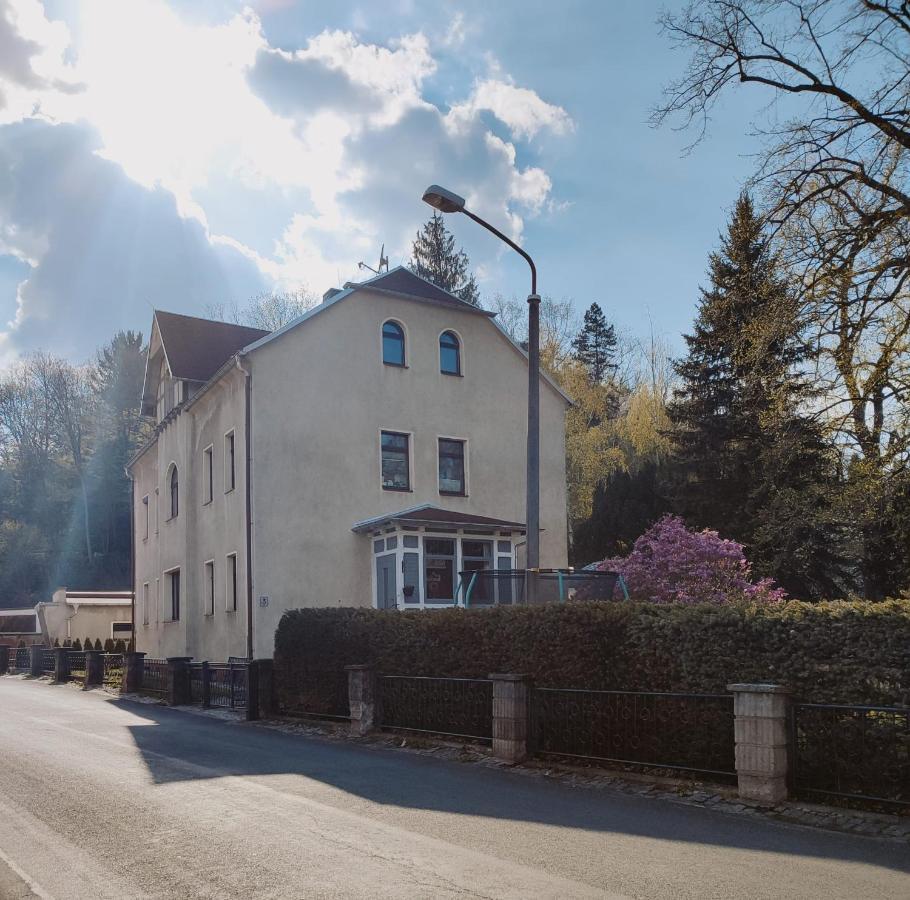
[0,0,763,363]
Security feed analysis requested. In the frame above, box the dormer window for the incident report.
[382,321,405,367]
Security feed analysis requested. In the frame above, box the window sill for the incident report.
[203,612,214,618]
[441,370,463,377]
[202,499,213,507]
[382,486,412,492]
[383,362,408,369]
[439,491,467,498]
[225,608,237,614]
[224,487,235,495]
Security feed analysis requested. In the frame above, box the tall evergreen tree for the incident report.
[409,213,480,305]
[668,192,845,597]
[572,303,617,383]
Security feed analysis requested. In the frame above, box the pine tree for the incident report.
[409,213,480,305]
[668,192,845,597]
[572,303,618,383]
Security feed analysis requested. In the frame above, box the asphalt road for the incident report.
[0,677,907,899]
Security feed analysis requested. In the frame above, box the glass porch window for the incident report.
[424,538,455,602]
[438,439,465,495]
[461,540,493,604]
[381,431,410,490]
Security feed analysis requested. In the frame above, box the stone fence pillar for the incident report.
[84,650,104,688]
[246,659,273,721]
[490,674,533,764]
[122,651,145,693]
[0,646,9,675]
[728,683,791,804]
[29,645,45,677]
[166,657,192,706]
[53,647,70,683]
[346,665,379,736]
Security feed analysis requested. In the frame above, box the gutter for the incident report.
[235,354,254,660]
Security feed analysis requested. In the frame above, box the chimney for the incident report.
[322,287,343,303]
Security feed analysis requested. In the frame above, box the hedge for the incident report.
[274,600,910,706]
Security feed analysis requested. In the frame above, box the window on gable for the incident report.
[382,321,405,366]
[169,466,179,519]
[204,561,215,616]
[203,446,213,504]
[142,495,149,539]
[225,431,236,492]
[166,569,181,621]
[227,553,238,612]
[438,439,466,495]
[440,331,461,375]
[381,431,410,490]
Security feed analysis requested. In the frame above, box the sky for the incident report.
[0,0,763,364]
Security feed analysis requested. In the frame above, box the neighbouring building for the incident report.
[36,589,133,646]
[129,268,570,660]
[0,607,41,647]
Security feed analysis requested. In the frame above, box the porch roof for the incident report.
[352,503,526,534]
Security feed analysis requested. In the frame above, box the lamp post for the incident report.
[421,185,541,582]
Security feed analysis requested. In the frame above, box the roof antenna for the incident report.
[358,243,389,275]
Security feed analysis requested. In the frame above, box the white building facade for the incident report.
[130,268,570,660]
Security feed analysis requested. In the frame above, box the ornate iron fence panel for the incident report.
[12,648,29,671]
[208,662,247,709]
[142,659,167,697]
[277,669,350,720]
[42,649,55,674]
[103,654,123,687]
[532,688,736,779]
[380,676,493,742]
[189,663,205,703]
[791,703,910,810]
[68,652,87,681]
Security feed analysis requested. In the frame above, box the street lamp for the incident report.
[422,184,541,581]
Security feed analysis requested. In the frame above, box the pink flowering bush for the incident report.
[596,515,786,604]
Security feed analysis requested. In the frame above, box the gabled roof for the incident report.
[345,267,496,316]
[352,503,526,534]
[154,311,269,383]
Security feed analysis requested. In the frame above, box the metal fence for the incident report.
[277,669,350,720]
[42,649,55,675]
[68,652,87,682]
[791,703,910,810]
[103,654,123,687]
[380,676,494,742]
[141,658,167,697]
[189,663,205,703]
[532,688,737,779]
[208,662,247,709]
[7,648,29,672]
[459,569,620,606]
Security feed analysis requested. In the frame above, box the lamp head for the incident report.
[422,184,465,214]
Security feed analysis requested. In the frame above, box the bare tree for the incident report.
[655,1,910,251]
[206,289,318,331]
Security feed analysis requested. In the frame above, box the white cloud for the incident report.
[450,78,574,140]
[0,0,572,360]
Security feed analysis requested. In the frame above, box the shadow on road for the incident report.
[112,696,910,875]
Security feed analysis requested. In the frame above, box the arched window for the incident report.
[169,466,179,519]
[382,321,405,366]
[439,330,461,375]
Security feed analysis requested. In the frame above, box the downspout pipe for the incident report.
[235,355,254,660]
[126,467,136,650]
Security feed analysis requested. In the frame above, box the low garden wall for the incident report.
[274,599,910,706]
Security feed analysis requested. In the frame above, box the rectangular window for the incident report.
[226,553,238,612]
[155,578,160,624]
[424,538,455,602]
[165,569,180,621]
[203,446,213,504]
[142,582,150,626]
[142,495,149,539]
[438,439,466,495]
[224,431,236,492]
[462,540,492,605]
[204,560,215,616]
[381,431,410,491]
